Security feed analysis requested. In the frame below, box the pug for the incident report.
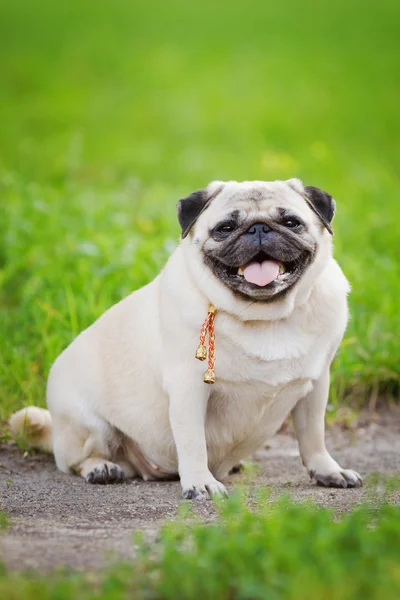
[10,179,362,499]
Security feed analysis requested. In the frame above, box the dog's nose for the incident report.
[246,223,271,237]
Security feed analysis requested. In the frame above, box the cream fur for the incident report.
[9,179,362,498]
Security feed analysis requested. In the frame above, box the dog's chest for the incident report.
[202,314,329,458]
[213,312,329,386]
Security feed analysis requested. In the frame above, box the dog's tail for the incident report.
[9,406,53,453]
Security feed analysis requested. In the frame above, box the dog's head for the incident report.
[177,179,335,302]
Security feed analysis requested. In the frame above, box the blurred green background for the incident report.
[0,0,399,418]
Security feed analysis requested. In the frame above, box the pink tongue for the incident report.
[243,260,280,287]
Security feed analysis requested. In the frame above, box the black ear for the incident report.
[304,186,336,235]
[177,189,210,239]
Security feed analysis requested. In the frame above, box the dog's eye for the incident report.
[283,218,301,229]
[216,223,235,234]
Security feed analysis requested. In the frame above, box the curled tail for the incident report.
[9,406,53,453]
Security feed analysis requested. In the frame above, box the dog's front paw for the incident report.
[182,479,228,500]
[311,468,363,489]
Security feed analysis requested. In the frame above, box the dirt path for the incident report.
[1,411,399,572]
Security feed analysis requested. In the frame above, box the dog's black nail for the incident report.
[229,464,242,474]
[183,487,195,499]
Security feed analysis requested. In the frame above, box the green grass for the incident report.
[1,493,400,599]
[0,0,399,419]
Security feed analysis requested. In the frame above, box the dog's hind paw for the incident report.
[82,461,125,484]
[312,468,363,489]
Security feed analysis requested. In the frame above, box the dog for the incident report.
[10,178,362,499]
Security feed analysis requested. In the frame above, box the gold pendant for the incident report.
[195,344,207,361]
[203,369,216,384]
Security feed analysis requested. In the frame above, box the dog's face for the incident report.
[177,179,336,302]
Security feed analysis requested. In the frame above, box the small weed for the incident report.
[0,512,9,530]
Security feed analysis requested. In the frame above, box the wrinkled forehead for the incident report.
[209,181,311,222]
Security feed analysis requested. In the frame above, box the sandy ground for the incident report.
[1,410,399,572]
